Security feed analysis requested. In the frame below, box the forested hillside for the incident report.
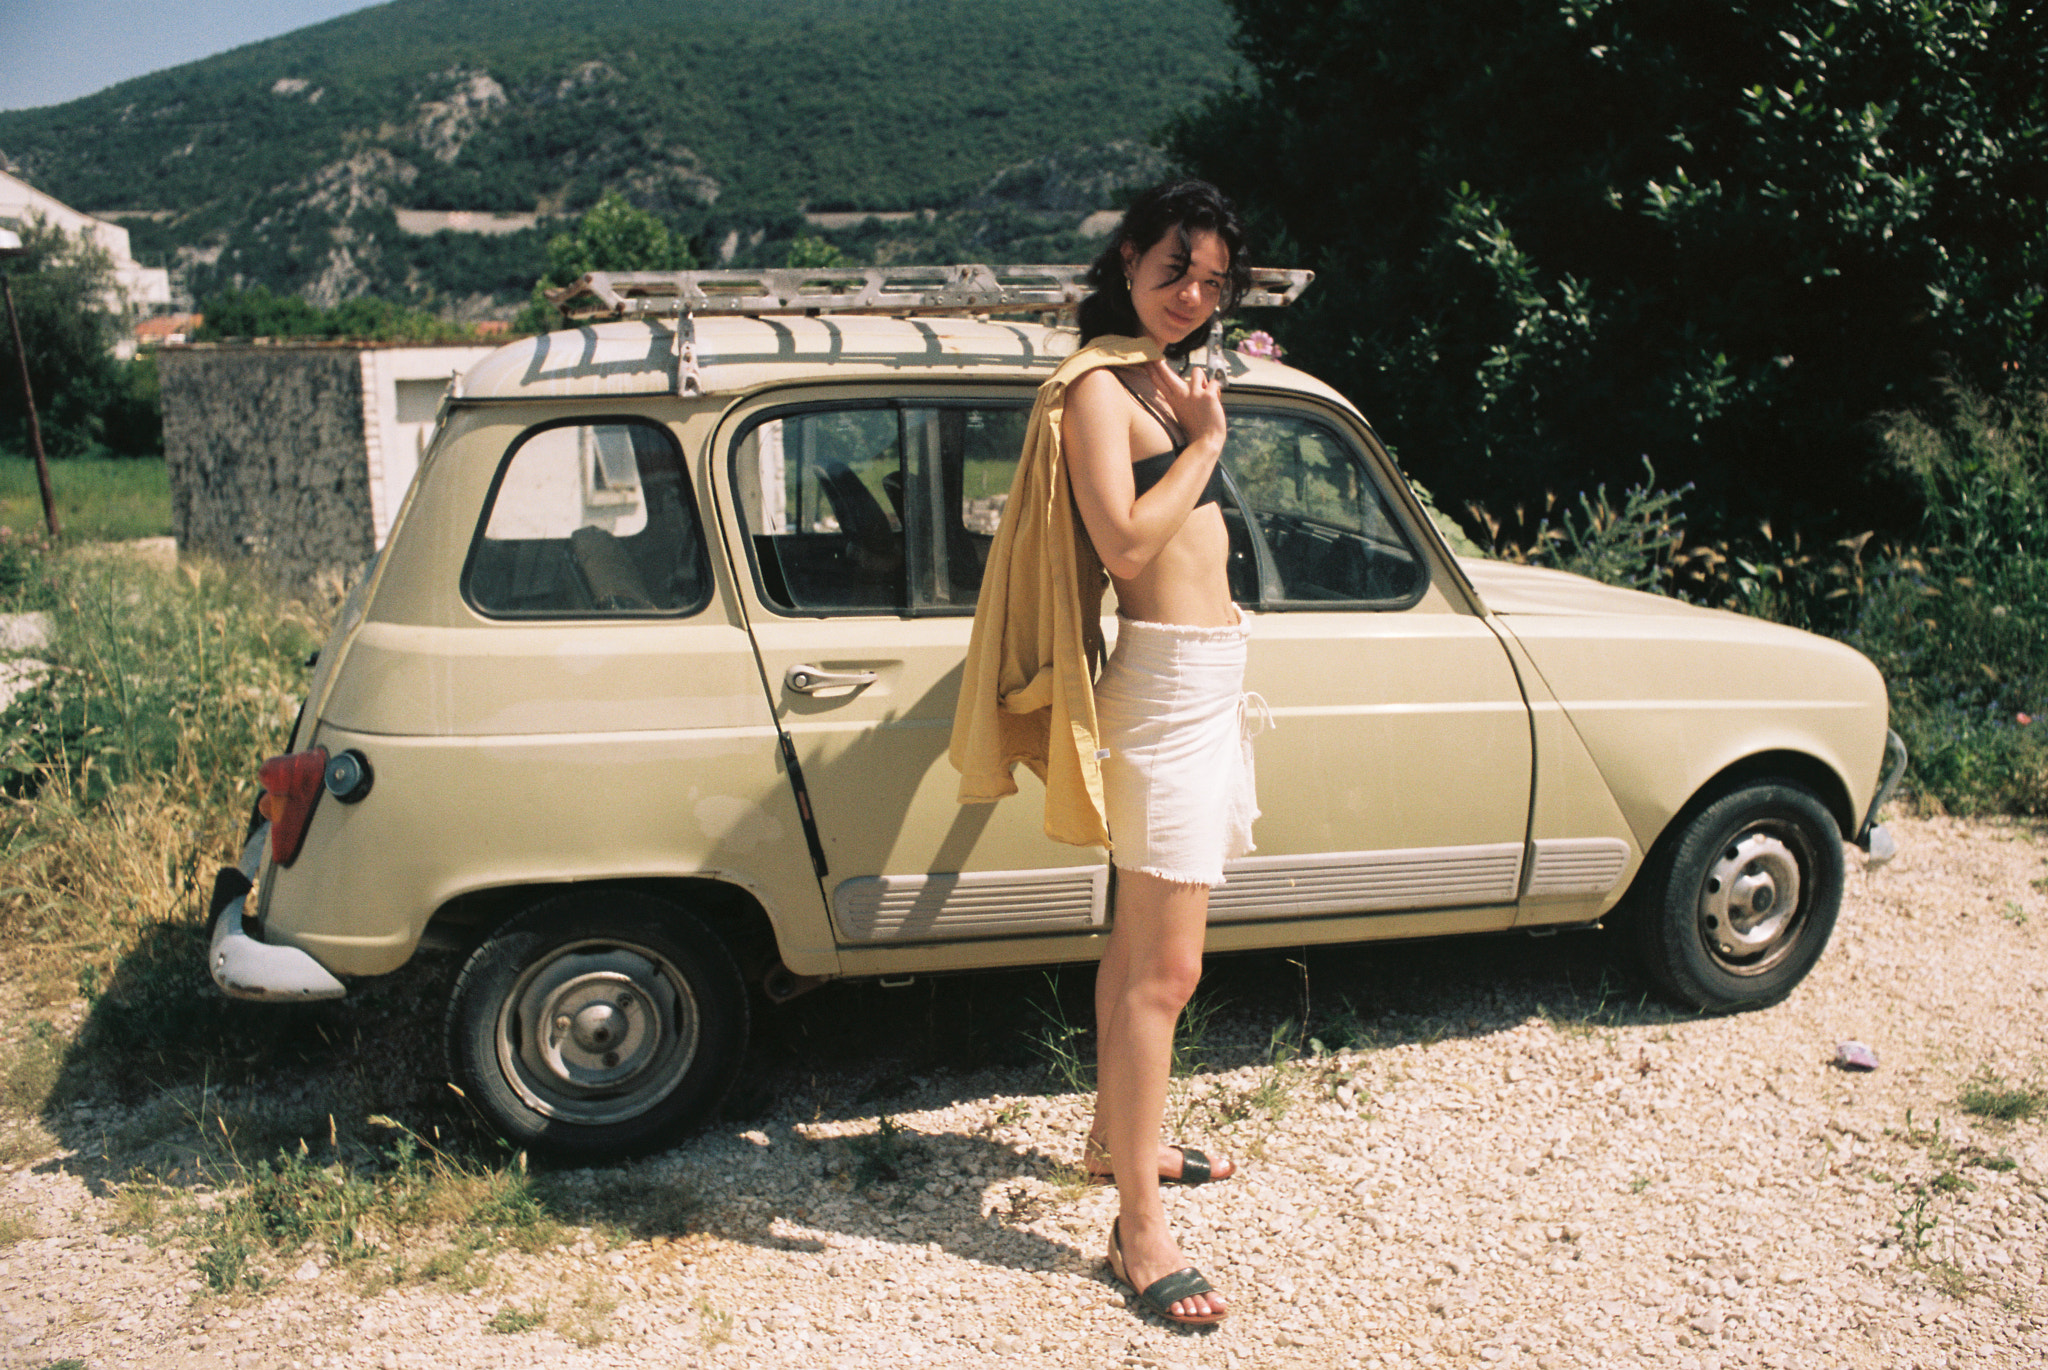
[0,0,1235,309]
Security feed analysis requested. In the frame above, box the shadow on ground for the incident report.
[33,916,1684,1192]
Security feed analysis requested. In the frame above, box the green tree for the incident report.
[1174,0,2048,534]
[515,192,697,332]
[0,217,152,459]
[784,234,850,268]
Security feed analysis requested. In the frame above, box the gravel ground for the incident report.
[2,812,2044,1369]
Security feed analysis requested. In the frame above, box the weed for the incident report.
[195,1227,263,1295]
[1894,1181,1940,1254]
[39,1360,87,1370]
[0,1022,65,1117]
[108,1178,166,1233]
[850,1116,905,1189]
[1172,987,1225,1079]
[2001,899,2029,926]
[1958,1075,2048,1122]
[487,1302,547,1335]
[1629,1176,1653,1194]
[416,1239,490,1290]
[1927,1261,1973,1300]
[0,1209,32,1245]
[560,1277,618,1346]
[1042,1159,1093,1204]
[695,1295,735,1347]
[1024,975,1094,1094]
[178,1110,567,1295]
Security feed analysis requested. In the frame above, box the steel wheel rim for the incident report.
[1697,823,1808,977]
[495,938,699,1125]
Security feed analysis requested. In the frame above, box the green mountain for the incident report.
[0,0,1237,311]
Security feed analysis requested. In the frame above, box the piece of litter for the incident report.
[1832,1040,1878,1071]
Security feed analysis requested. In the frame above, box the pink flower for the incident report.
[1234,330,1284,360]
[2019,712,2034,725]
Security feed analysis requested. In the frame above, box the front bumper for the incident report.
[208,824,347,1002]
[1853,729,1909,869]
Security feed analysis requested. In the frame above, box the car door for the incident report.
[1206,400,1534,940]
[713,386,1114,969]
[714,379,1536,964]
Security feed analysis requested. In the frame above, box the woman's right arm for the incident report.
[1064,368,1224,581]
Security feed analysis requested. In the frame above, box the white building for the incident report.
[0,168,173,314]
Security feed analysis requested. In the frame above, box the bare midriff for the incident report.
[1109,496,1235,627]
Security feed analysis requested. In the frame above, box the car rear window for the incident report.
[464,418,712,618]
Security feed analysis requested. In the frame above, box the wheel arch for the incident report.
[1618,748,1852,913]
[421,875,789,986]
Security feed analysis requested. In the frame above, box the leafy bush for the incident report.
[1851,379,2048,813]
[1468,379,2048,815]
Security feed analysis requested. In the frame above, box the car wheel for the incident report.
[446,891,748,1159]
[1630,781,1845,1013]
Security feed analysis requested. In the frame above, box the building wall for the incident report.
[160,347,375,592]
[360,346,495,545]
[0,170,172,311]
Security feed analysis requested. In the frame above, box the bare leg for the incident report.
[1084,952,1233,1184]
[1090,869,1225,1320]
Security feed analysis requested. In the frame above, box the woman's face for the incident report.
[1121,226,1229,348]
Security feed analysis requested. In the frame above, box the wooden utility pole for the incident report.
[0,270,60,538]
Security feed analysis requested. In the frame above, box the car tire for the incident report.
[1629,781,1845,1013]
[445,891,749,1159]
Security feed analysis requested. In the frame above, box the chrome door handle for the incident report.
[785,664,878,694]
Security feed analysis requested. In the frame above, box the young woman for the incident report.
[952,178,1257,1326]
[1067,181,1257,1327]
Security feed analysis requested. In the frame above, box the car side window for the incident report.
[465,419,711,617]
[732,402,1028,615]
[1224,411,1427,606]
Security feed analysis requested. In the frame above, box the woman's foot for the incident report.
[1107,1216,1227,1325]
[1084,1135,1234,1186]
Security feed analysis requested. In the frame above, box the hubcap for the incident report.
[497,942,699,1125]
[1698,829,1804,975]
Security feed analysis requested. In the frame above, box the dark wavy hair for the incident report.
[1077,180,1253,360]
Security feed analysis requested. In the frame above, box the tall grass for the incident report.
[0,543,321,1069]
[0,454,171,543]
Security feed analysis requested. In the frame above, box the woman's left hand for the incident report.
[1145,359,1227,451]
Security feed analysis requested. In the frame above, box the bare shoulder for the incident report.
[1065,366,1125,405]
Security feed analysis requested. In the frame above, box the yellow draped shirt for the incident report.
[947,334,1163,849]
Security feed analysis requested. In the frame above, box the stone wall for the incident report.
[159,347,375,592]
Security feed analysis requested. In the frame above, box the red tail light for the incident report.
[257,748,329,866]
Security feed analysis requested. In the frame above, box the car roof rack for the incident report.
[545,264,1314,319]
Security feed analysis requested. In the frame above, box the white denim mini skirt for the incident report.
[1094,613,1265,888]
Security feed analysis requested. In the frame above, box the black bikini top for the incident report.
[1114,371,1229,509]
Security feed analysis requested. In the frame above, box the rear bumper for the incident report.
[208,825,347,1002]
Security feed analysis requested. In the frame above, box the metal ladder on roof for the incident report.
[543,264,1315,395]
[544,264,1314,319]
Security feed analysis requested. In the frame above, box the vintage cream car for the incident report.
[208,266,1904,1157]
